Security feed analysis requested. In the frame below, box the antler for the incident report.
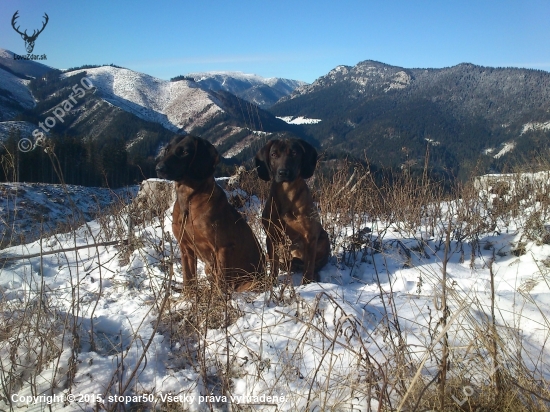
[11,11,49,40]
[11,11,26,37]
[30,13,49,40]
[11,11,49,53]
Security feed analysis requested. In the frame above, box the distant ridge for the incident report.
[184,71,306,108]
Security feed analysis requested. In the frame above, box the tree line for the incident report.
[0,129,156,188]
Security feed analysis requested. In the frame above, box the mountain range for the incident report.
[1,48,550,185]
[0,48,300,163]
[271,60,550,176]
[182,71,305,108]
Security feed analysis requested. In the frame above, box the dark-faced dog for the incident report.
[156,135,264,292]
[255,138,330,283]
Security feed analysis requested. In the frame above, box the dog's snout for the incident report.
[277,169,290,178]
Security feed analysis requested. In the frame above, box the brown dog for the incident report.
[156,135,264,292]
[255,138,330,283]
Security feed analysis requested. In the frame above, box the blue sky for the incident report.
[2,0,549,83]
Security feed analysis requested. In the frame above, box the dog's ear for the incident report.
[192,137,219,180]
[298,139,318,179]
[255,140,275,181]
[205,139,220,168]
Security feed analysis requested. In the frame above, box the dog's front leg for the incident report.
[172,201,197,286]
[302,234,319,283]
[180,246,197,286]
[215,247,257,292]
[212,247,230,293]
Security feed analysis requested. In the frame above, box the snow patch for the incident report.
[277,116,321,125]
[222,128,267,158]
[425,137,440,146]
[384,70,411,92]
[521,121,550,135]
[474,171,550,191]
[494,141,516,158]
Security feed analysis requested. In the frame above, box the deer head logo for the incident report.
[11,11,49,54]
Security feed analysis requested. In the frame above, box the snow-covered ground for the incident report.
[0,182,137,247]
[0,177,549,411]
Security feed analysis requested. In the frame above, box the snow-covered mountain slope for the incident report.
[185,71,306,108]
[0,68,35,108]
[0,49,47,121]
[0,66,36,120]
[0,48,53,79]
[63,66,226,133]
[279,61,409,102]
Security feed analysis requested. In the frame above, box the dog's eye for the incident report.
[289,150,297,157]
[176,148,188,157]
[270,152,279,158]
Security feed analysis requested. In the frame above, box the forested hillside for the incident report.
[271,61,550,178]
